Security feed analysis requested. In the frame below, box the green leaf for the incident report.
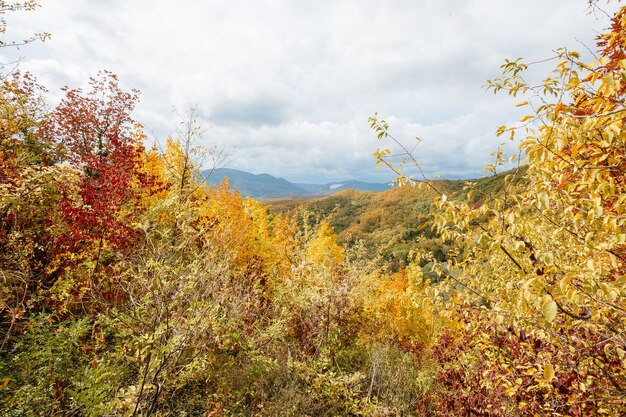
[543,300,557,323]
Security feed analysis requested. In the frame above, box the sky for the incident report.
[1,0,619,183]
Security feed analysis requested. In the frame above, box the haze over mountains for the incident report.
[200,168,392,200]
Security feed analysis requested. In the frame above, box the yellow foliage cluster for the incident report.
[371,4,626,415]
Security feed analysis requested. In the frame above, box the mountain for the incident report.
[200,168,393,200]
[200,168,309,199]
[295,180,392,195]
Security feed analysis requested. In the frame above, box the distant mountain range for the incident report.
[295,180,392,194]
[200,168,392,200]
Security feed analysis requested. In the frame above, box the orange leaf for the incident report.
[555,102,564,116]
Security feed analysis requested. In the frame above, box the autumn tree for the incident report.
[371,4,626,415]
[0,71,64,352]
[44,72,145,256]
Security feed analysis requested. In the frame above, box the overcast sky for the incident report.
[2,1,618,183]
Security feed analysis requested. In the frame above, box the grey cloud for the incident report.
[209,97,289,127]
[2,0,620,183]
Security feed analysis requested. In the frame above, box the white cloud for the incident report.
[1,0,618,182]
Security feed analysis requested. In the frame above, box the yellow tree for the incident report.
[371,4,626,415]
[306,220,344,271]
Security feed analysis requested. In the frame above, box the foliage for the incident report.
[370,4,626,415]
[270,180,470,271]
[4,2,626,416]
[44,71,147,254]
[0,71,433,414]
[0,71,66,349]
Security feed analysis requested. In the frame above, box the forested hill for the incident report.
[269,168,526,267]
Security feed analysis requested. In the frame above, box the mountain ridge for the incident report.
[200,168,392,200]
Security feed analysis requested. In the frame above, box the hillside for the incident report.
[270,169,527,268]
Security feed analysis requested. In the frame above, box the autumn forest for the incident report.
[1,1,626,416]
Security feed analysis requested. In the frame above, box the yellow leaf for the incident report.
[555,102,564,116]
[544,364,555,381]
[543,300,557,323]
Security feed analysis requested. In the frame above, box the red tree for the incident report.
[43,71,147,261]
